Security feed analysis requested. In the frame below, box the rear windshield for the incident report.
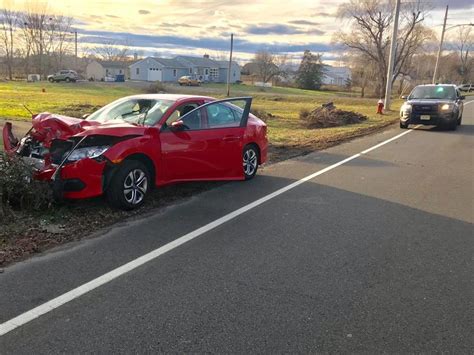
[409,86,456,100]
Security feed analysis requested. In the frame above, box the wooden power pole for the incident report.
[384,0,401,111]
[432,5,449,84]
[226,33,234,97]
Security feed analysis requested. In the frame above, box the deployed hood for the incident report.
[29,113,95,146]
[29,113,147,147]
[2,112,150,154]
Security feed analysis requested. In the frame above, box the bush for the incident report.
[145,82,167,93]
[0,152,53,217]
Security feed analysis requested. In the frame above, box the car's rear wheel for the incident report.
[400,121,409,129]
[107,160,150,210]
[65,77,71,82]
[243,144,259,180]
[48,77,54,83]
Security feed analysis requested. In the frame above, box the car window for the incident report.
[206,103,241,128]
[165,103,199,127]
[409,86,456,100]
[179,108,202,130]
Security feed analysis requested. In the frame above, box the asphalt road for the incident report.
[1,100,473,353]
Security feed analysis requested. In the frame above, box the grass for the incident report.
[0,81,401,157]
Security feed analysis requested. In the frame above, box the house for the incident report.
[322,65,351,86]
[86,60,127,81]
[215,60,241,83]
[129,55,240,83]
[129,57,188,82]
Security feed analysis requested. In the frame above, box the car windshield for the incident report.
[409,86,456,100]
[86,97,175,126]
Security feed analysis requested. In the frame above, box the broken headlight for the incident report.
[66,146,110,162]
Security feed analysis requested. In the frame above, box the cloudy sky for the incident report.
[9,0,474,64]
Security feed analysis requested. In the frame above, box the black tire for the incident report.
[243,144,259,180]
[400,121,409,129]
[447,120,457,131]
[457,114,462,126]
[106,160,151,210]
[65,77,71,82]
[48,77,54,83]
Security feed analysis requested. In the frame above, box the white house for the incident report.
[129,55,240,83]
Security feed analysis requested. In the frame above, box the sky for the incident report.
[7,0,474,65]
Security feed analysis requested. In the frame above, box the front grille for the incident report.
[412,104,438,115]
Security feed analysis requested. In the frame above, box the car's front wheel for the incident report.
[243,144,259,180]
[65,77,71,82]
[107,160,150,210]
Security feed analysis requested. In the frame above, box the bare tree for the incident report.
[20,2,54,78]
[49,15,74,70]
[335,0,431,97]
[450,26,473,83]
[251,50,287,83]
[92,40,130,62]
[344,53,378,97]
[0,3,17,80]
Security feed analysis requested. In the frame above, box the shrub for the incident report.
[145,82,167,93]
[0,151,53,217]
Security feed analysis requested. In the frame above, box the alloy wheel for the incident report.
[123,168,148,205]
[243,148,258,177]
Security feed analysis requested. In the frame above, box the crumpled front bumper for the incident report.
[35,158,107,199]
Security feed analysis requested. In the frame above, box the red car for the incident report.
[3,95,268,209]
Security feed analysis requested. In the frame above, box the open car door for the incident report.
[160,97,252,181]
[2,122,19,153]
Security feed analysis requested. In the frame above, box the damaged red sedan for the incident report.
[3,95,268,209]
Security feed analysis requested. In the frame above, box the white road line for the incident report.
[0,125,418,337]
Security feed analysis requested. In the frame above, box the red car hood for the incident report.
[3,113,148,151]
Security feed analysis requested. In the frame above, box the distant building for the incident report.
[129,54,240,83]
[86,60,128,81]
[322,65,351,86]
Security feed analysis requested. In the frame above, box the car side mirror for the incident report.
[460,95,466,100]
[170,120,185,131]
[401,95,407,100]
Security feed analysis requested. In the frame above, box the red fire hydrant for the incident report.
[377,99,384,114]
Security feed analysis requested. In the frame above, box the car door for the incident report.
[159,98,252,182]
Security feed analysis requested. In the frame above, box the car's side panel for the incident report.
[103,128,162,184]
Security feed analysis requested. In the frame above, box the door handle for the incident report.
[223,135,240,142]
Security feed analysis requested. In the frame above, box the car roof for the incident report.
[123,94,215,102]
[415,84,457,88]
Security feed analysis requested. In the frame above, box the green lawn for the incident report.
[0,81,401,155]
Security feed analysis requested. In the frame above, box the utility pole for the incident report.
[226,33,234,97]
[74,30,78,69]
[432,5,448,84]
[384,0,401,111]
